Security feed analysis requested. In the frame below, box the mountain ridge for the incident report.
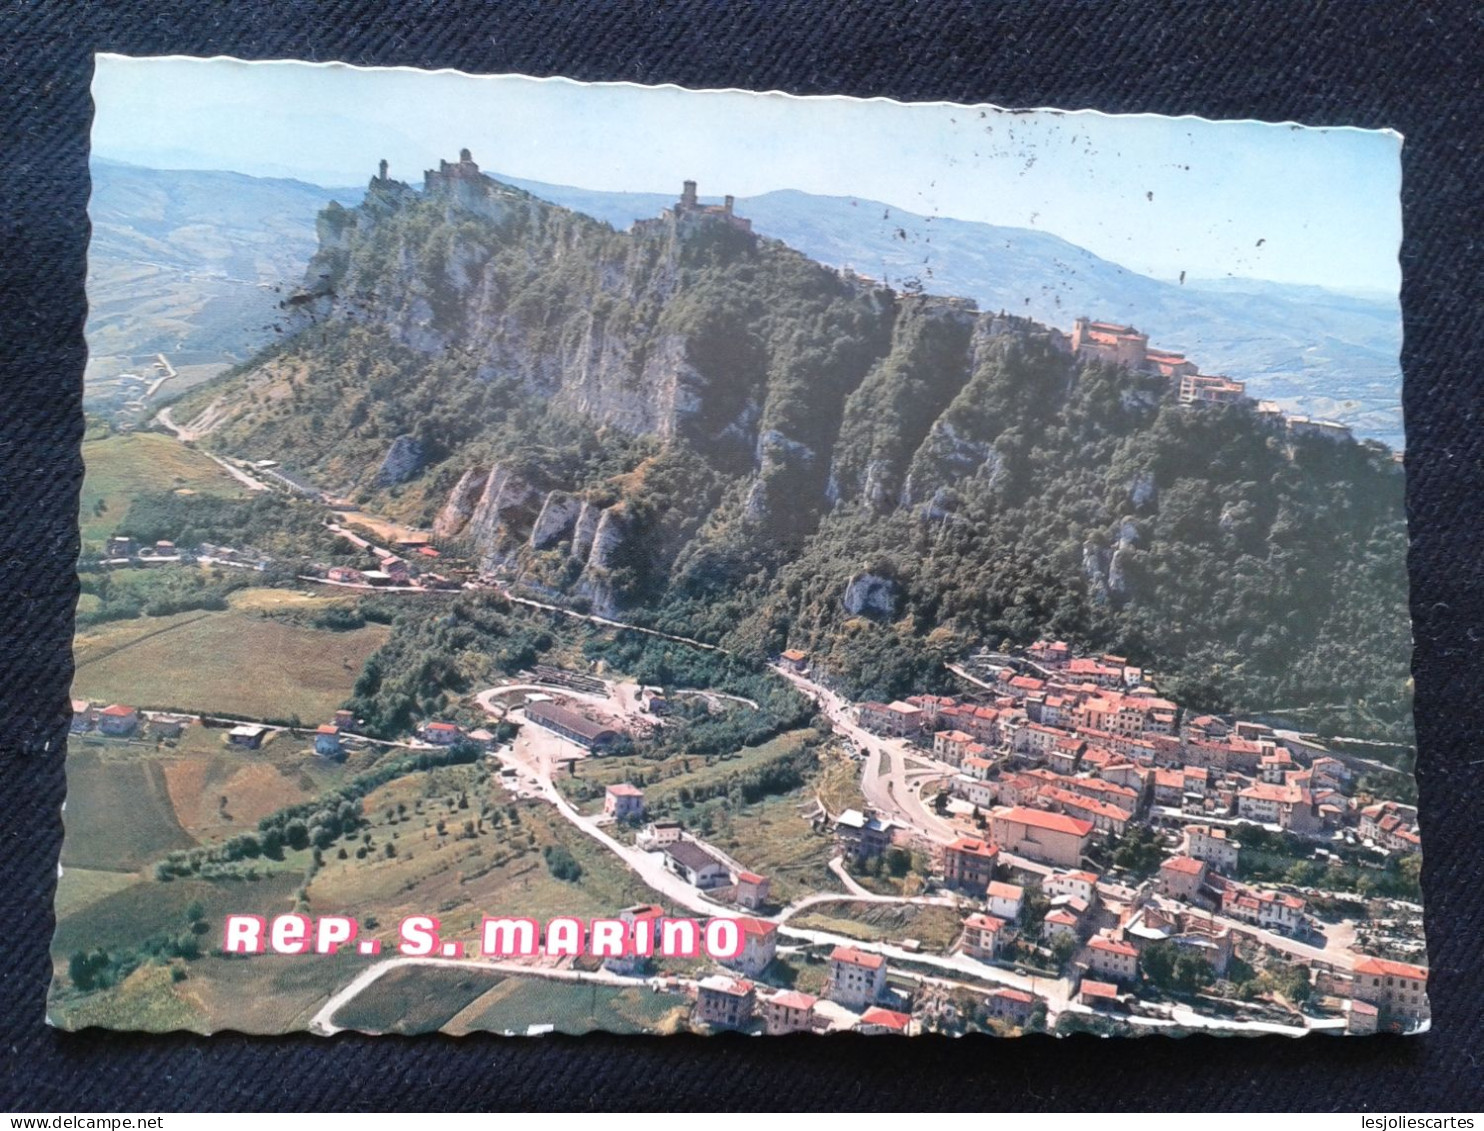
[89,159,1402,448]
[164,155,1411,738]
[495,174,1403,448]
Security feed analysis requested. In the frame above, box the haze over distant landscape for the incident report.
[91,57,1403,294]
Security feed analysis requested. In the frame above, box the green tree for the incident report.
[1140,940,1177,989]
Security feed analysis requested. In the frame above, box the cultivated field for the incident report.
[51,871,302,960]
[72,602,390,723]
[445,976,691,1036]
[306,767,664,941]
[52,867,145,921]
[328,965,504,1035]
[60,746,197,871]
[557,727,817,815]
[709,789,843,904]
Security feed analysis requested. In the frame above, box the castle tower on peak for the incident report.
[378,158,389,181]
[460,147,473,164]
[632,179,753,236]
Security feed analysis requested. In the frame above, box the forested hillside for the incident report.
[168,157,1411,740]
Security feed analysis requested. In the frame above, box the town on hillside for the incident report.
[70,616,1425,1036]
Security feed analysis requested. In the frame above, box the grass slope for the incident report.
[73,604,390,722]
[80,431,245,545]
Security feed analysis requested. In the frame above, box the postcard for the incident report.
[52,54,1423,1037]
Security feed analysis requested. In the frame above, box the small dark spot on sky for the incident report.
[1146,191,1154,202]
[1256,238,1266,247]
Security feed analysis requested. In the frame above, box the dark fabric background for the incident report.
[2,0,1480,1111]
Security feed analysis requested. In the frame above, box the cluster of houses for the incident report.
[854,641,1417,864]
[1063,317,1247,406]
[597,906,809,1034]
[831,640,1428,1031]
[99,534,271,571]
[1059,317,1356,443]
[664,921,934,1036]
[627,815,775,912]
[72,699,396,759]
[655,900,1041,1035]
[320,555,459,591]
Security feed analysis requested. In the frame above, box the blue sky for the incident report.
[92,54,1403,295]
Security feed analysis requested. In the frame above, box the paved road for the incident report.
[1146,894,1359,972]
[144,353,176,399]
[772,664,958,843]
[474,685,995,922]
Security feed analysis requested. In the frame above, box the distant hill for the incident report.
[85,160,363,370]
[497,176,1404,448]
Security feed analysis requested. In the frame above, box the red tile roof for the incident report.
[1081,980,1120,999]
[995,806,1094,837]
[964,913,1008,932]
[731,916,777,938]
[1240,781,1308,806]
[859,1007,912,1030]
[1161,855,1206,876]
[947,836,1000,859]
[830,946,885,970]
[100,704,135,717]
[1353,956,1427,980]
[768,990,817,1011]
[1089,936,1139,958]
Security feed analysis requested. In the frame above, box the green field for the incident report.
[447,975,691,1036]
[60,747,197,871]
[47,947,381,1035]
[50,872,301,958]
[329,965,505,1035]
[53,867,145,920]
[73,603,390,723]
[329,965,692,1036]
[79,431,246,545]
[789,901,965,953]
[307,772,665,940]
[560,727,816,814]
[709,789,842,904]
[47,962,204,1034]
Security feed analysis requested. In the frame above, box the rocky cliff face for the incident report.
[297,155,771,456]
[430,459,639,611]
[376,434,426,485]
[272,159,1177,615]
